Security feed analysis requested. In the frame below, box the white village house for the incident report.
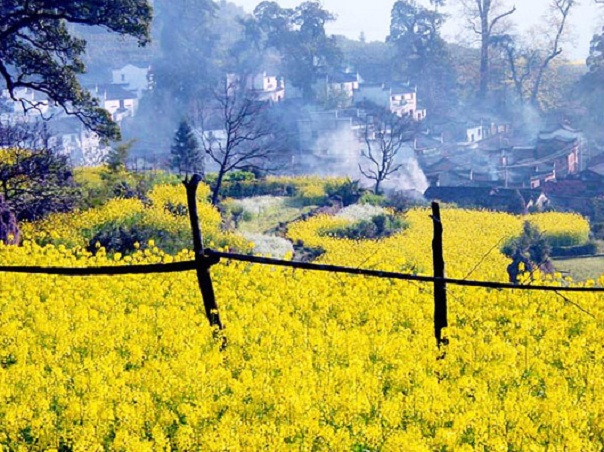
[91,84,138,122]
[111,64,152,99]
[353,82,426,121]
[226,72,285,103]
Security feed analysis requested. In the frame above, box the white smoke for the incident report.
[297,128,429,195]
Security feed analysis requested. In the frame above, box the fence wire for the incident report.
[1,249,604,294]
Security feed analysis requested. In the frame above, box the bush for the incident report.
[324,213,406,240]
[225,170,256,182]
[85,214,190,256]
[550,241,599,258]
[359,192,386,206]
[325,178,364,206]
[592,222,604,240]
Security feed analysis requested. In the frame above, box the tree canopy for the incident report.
[0,0,152,141]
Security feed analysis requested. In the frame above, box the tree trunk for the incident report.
[211,168,226,205]
[479,14,490,99]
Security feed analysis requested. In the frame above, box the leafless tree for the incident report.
[529,0,576,106]
[458,0,516,99]
[199,81,284,205]
[491,0,576,108]
[359,109,414,194]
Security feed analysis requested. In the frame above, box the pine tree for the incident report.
[170,120,204,176]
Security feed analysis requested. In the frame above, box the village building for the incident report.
[90,84,139,122]
[313,71,361,108]
[353,82,426,120]
[111,64,152,98]
[226,72,285,104]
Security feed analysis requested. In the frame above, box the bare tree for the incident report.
[359,109,414,194]
[459,0,516,99]
[529,0,576,106]
[199,81,284,205]
[491,0,576,108]
[492,33,541,102]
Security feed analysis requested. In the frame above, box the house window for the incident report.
[121,74,125,82]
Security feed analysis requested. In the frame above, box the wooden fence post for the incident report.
[184,174,224,332]
[431,202,448,347]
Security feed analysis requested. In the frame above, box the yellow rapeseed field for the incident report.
[1,183,603,450]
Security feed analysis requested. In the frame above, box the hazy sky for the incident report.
[230,0,604,61]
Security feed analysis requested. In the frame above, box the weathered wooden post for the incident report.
[184,174,224,332]
[431,202,448,347]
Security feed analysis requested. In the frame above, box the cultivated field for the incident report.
[1,181,603,450]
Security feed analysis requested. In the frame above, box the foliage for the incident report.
[105,140,135,174]
[550,241,598,258]
[243,1,342,100]
[325,178,364,206]
[502,221,552,280]
[86,213,185,256]
[530,212,590,247]
[152,0,218,103]
[74,168,180,210]
[0,147,79,222]
[323,213,406,240]
[225,170,256,182]
[21,182,251,254]
[0,0,152,140]
[170,120,204,176]
[388,0,457,113]
[359,192,387,206]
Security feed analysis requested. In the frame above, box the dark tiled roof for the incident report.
[90,84,137,101]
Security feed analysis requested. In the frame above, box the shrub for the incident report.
[550,241,599,258]
[325,178,364,206]
[592,222,604,240]
[225,170,256,182]
[86,216,190,256]
[323,213,406,240]
[359,192,386,206]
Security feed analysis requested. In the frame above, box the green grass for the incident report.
[553,256,604,283]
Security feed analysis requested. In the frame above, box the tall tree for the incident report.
[0,0,152,141]
[575,26,604,135]
[170,120,204,176]
[491,0,576,109]
[244,1,341,101]
[388,0,457,114]
[458,0,516,99]
[529,0,576,107]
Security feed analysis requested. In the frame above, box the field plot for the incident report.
[553,255,604,282]
[1,186,604,450]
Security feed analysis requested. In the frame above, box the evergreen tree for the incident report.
[170,120,204,176]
